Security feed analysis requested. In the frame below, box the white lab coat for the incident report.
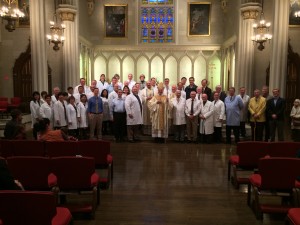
[108,91,118,104]
[125,93,143,125]
[66,104,78,129]
[39,102,53,120]
[213,100,225,128]
[127,80,136,90]
[30,100,41,128]
[199,100,214,134]
[53,100,68,127]
[77,102,88,128]
[73,93,83,104]
[238,94,250,122]
[51,95,58,104]
[97,81,109,93]
[102,97,110,121]
[172,97,186,125]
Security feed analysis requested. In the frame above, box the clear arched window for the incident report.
[141,0,174,43]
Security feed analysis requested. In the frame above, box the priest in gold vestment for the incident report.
[148,82,173,142]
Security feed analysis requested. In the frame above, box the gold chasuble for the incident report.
[148,93,173,138]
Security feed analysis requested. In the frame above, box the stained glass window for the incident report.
[141,0,174,43]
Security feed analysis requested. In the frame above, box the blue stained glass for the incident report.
[140,4,174,43]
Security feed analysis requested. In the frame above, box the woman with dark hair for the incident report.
[101,89,110,135]
[39,94,53,128]
[122,85,130,98]
[35,118,67,141]
[77,94,88,139]
[40,91,48,104]
[66,96,78,138]
[30,91,41,139]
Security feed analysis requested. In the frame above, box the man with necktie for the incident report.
[125,86,143,142]
[88,88,103,140]
[185,91,201,143]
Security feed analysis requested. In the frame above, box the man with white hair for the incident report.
[172,90,186,142]
[199,94,214,144]
[74,78,91,94]
[213,92,225,143]
[125,86,143,142]
[51,87,60,104]
[148,82,173,143]
[141,81,153,135]
[211,85,227,102]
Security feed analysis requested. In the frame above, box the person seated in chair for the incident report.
[4,109,26,140]
[0,158,24,190]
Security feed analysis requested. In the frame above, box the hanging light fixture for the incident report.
[251,0,272,51]
[295,11,300,17]
[46,1,65,51]
[0,0,25,32]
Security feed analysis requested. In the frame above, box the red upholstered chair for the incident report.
[0,190,72,225]
[0,101,9,119]
[0,97,8,102]
[6,156,57,191]
[77,140,113,189]
[228,141,269,188]
[247,157,300,220]
[12,140,45,156]
[45,141,79,157]
[8,97,21,109]
[0,140,14,158]
[268,142,300,158]
[287,208,300,225]
[51,156,100,217]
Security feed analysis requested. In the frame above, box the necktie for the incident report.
[62,102,67,121]
[134,94,142,115]
[95,97,98,113]
[198,94,200,100]
[230,96,233,101]
[214,100,216,105]
[191,99,194,115]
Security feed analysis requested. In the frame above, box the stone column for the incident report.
[57,2,79,90]
[269,0,289,96]
[235,2,260,93]
[30,0,48,92]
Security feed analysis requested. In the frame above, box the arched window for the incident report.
[141,0,174,43]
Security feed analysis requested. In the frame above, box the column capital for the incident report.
[240,3,261,20]
[57,5,77,22]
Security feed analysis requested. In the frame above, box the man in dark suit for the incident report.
[201,79,212,100]
[211,85,227,102]
[266,88,286,142]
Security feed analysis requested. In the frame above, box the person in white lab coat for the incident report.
[97,74,109,94]
[39,94,53,129]
[77,94,88,140]
[212,92,225,143]
[141,81,153,135]
[74,78,91,95]
[30,91,41,139]
[171,90,186,142]
[66,96,78,138]
[125,86,143,142]
[53,92,68,129]
[51,87,60,104]
[199,94,214,144]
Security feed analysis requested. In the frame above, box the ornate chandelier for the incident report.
[0,0,25,32]
[46,14,65,51]
[251,10,272,51]
[295,11,300,17]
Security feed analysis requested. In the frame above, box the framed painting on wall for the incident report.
[18,0,30,27]
[188,2,211,36]
[104,4,128,38]
[289,2,300,27]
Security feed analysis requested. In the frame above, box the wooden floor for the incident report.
[74,140,287,225]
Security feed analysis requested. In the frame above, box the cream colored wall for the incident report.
[0,0,63,99]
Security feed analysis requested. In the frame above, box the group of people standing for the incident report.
[5,72,299,143]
